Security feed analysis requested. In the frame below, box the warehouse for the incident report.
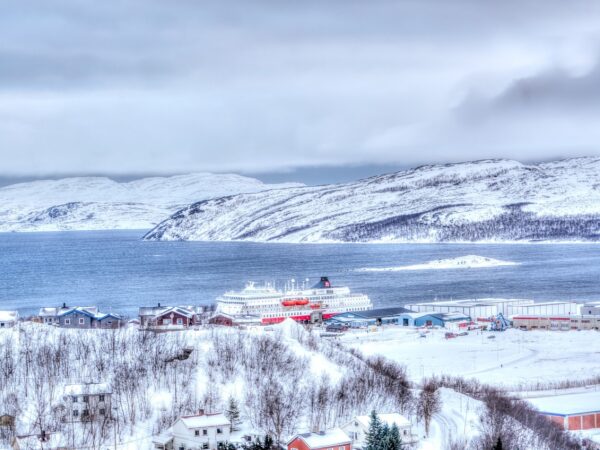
[506,301,581,317]
[398,311,471,328]
[405,298,533,319]
[326,307,412,327]
[528,391,600,430]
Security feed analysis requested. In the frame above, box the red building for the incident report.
[287,429,352,450]
[139,305,203,330]
[528,391,600,431]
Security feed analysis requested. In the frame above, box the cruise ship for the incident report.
[216,277,373,324]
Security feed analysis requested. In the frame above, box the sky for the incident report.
[2,0,600,183]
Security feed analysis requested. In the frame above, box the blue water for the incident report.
[1,230,599,317]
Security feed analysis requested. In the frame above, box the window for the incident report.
[82,410,89,417]
[99,395,105,402]
[202,445,209,450]
[107,321,112,326]
[99,409,105,415]
[202,429,207,436]
[79,318,85,325]
[177,318,183,325]
[217,428,222,434]
[195,430,199,436]
[163,318,172,325]
[65,318,71,325]
[73,410,79,417]
[83,396,89,403]
[72,396,78,403]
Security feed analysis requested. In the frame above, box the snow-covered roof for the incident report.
[290,428,351,448]
[527,391,600,416]
[179,412,230,429]
[14,432,65,449]
[401,311,437,319]
[64,382,111,396]
[0,310,18,322]
[40,305,99,317]
[152,429,173,445]
[355,413,411,429]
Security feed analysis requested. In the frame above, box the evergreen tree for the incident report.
[365,410,383,450]
[385,423,402,450]
[225,396,242,431]
[492,437,503,450]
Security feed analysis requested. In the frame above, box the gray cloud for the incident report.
[1,0,600,176]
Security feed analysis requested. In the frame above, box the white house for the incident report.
[0,311,18,328]
[63,383,112,422]
[342,413,413,448]
[153,411,231,450]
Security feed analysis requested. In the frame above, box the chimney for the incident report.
[158,302,161,308]
[198,409,204,416]
[62,302,67,309]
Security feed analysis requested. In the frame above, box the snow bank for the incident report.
[356,255,519,272]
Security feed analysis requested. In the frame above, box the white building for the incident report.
[506,301,581,317]
[63,383,112,422]
[0,311,18,328]
[153,411,231,450]
[342,413,414,448]
[405,299,533,319]
[581,301,600,316]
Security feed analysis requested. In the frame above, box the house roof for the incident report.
[57,307,121,321]
[0,311,18,322]
[152,430,173,446]
[14,432,65,449]
[329,307,413,322]
[355,413,411,429]
[155,306,195,319]
[64,383,111,396]
[289,428,351,448]
[179,412,230,429]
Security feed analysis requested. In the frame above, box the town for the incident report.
[1,294,600,449]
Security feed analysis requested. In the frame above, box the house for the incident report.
[208,313,262,327]
[63,383,112,422]
[140,304,204,330]
[287,428,352,450]
[342,413,413,448]
[326,307,413,328]
[153,411,231,450]
[0,311,18,328]
[38,304,121,328]
[12,431,67,450]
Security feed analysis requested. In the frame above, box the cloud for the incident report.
[1,0,600,176]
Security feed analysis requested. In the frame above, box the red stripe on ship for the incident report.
[261,312,337,324]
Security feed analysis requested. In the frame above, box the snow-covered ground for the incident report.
[340,326,600,388]
[356,255,519,272]
[0,174,301,232]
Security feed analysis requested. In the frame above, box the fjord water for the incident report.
[1,230,599,317]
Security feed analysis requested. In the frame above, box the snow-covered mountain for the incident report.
[0,174,301,232]
[144,157,600,243]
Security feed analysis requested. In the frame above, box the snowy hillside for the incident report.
[0,174,301,232]
[144,157,600,243]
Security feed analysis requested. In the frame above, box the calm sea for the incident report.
[1,231,599,317]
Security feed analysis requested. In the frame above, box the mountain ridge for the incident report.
[0,173,302,232]
[143,157,600,243]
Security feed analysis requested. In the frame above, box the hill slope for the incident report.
[144,158,600,243]
[0,174,301,231]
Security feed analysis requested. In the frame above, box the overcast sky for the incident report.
[2,0,600,181]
